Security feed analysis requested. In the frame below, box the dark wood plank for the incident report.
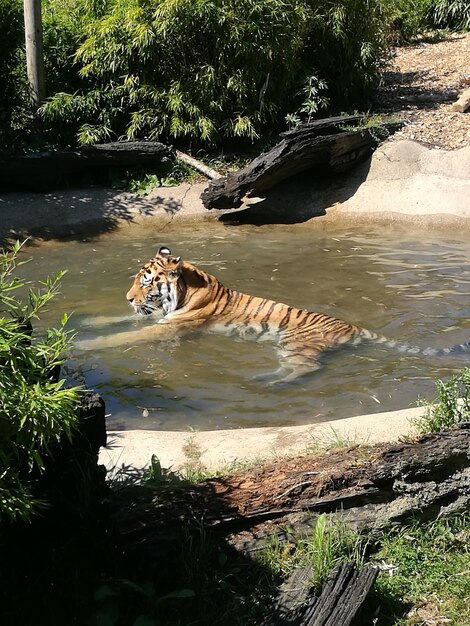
[0,141,174,190]
[262,563,378,626]
[262,565,313,625]
[303,565,377,626]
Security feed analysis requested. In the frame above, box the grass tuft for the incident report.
[414,368,470,435]
[260,513,368,590]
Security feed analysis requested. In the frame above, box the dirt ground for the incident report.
[376,32,470,149]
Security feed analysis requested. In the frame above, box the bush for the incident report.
[0,242,80,522]
[0,0,26,143]
[40,0,395,147]
[433,0,470,30]
[387,0,436,42]
[387,0,470,42]
[415,368,470,435]
[0,0,102,150]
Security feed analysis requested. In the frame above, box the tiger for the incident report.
[83,245,468,384]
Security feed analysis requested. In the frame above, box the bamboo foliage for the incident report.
[4,0,469,148]
[40,0,393,146]
[0,243,80,521]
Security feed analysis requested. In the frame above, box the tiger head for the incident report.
[126,246,183,316]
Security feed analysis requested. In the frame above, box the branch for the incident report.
[176,150,222,180]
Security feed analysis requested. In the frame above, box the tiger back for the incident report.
[124,246,470,384]
[126,247,375,382]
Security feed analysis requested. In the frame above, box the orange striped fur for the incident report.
[126,247,469,383]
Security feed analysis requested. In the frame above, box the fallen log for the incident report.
[201,115,402,210]
[398,89,458,104]
[111,423,470,557]
[0,141,174,191]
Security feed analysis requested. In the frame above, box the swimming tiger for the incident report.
[82,245,467,384]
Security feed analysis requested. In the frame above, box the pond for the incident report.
[21,223,470,431]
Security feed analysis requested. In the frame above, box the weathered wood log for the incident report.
[263,565,313,624]
[262,562,377,626]
[452,87,470,113]
[0,141,174,190]
[398,90,458,104]
[201,115,402,210]
[305,563,378,626]
[111,424,470,557]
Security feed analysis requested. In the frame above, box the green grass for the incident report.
[258,513,470,624]
[372,515,470,625]
[414,367,470,435]
[259,513,368,589]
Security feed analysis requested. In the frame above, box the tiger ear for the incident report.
[168,256,182,278]
[157,246,171,256]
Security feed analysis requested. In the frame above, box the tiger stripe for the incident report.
[125,247,470,383]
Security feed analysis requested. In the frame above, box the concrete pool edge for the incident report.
[1,139,470,243]
[99,404,425,473]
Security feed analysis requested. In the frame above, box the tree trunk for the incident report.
[23,0,45,110]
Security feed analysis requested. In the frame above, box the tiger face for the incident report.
[126,247,182,316]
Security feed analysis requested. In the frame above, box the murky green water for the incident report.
[19,224,470,430]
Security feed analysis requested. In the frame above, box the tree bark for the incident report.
[201,115,402,210]
[112,424,470,556]
[23,0,45,110]
[262,562,378,626]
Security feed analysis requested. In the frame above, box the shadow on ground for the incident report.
[219,162,372,226]
[1,156,374,246]
[0,187,184,247]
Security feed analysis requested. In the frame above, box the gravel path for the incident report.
[375,32,470,149]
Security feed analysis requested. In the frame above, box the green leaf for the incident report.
[95,603,120,626]
[156,588,196,603]
[94,584,119,601]
[132,616,157,626]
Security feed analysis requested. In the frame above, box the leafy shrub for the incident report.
[387,0,437,42]
[0,242,79,522]
[416,368,470,435]
[42,1,86,96]
[387,0,470,42]
[0,0,26,142]
[41,0,395,147]
[0,0,104,149]
[433,0,470,30]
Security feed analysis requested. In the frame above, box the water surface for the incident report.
[21,224,470,430]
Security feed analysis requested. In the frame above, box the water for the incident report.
[18,224,470,431]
